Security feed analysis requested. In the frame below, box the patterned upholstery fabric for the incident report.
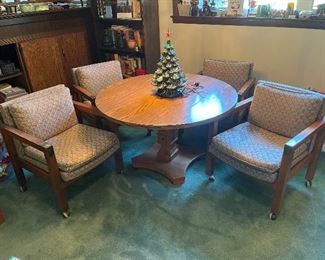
[74,61,123,97]
[0,85,74,156]
[209,122,311,183]
[24,145,118,182]
[248,81,325,138]
[8,86,78,141]
[24,124,120,181]
[202,59,253,91]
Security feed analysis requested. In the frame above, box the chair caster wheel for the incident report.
[305,180,312,188]
[19,185,27,192]
[208,175,215,182]
[269,212,277,221]
[62,212,70,218]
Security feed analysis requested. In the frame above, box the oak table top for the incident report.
[96,74,238,130]
[96,74,238,185]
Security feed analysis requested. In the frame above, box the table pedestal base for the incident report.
[132,130,204,185]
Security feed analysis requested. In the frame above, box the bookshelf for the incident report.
[91,0,160,77]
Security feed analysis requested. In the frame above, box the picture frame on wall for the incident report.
[227,0,244,16]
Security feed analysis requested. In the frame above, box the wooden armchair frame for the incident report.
[1,101,124,218]
[206,97,325,220]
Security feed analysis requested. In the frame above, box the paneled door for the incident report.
[59,31,92,88]
[19,37,68,92]
[19,32,92,92]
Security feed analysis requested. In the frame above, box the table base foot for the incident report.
[132,144,204,185]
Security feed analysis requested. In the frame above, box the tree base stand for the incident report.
[132,130,204,185]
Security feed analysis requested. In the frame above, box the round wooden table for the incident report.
[96,74,237,184]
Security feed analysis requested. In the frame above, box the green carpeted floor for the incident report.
[0,126,325,260]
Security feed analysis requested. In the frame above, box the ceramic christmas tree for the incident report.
[152,30,187,98]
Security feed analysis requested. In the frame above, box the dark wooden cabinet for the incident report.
[19,32,91,92]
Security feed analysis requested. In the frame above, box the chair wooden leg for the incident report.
[178,129,184,139]
[52,184,69,216]
[114,148,124,174]
[206,152,215,181]
[146,129,152,136]
[13,163,27,192]
[270,180,287,218]
[305,132,325,182]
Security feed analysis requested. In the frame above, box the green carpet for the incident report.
[0,126,325,260]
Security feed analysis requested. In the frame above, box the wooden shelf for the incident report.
[0,72,22,82]
[171,15,325,30]
[97,17,143,28]
[99,47,145,56]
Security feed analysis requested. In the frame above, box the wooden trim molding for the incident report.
[172,16,325,30]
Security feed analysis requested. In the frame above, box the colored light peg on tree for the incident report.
[166,29,172,39]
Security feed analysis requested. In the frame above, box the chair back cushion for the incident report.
[202,59,253,91]
[7,85,78,141]
[248,81,325,138]
[74,61,123,97]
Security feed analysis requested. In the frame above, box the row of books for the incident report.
[103,25,144,51]
[98,0,142,19]
[0,83,27,102]
[105,53,145,77]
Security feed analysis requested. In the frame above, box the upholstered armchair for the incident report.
[206,81,325,220]
[72,61,152,135]
[0,85,124,218]
[72,60,123,105]
[202,59,256,101]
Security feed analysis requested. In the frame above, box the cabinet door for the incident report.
[19,37,68,92]
[59,31,92,87]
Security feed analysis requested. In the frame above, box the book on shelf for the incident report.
[0,86,27,102]
[103,25,144,51]
[0,83,12,91]
[105,53,145,77]
[131,0,141,19]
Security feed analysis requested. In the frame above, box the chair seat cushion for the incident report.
[210,122,290,182]
[24,124,119,173]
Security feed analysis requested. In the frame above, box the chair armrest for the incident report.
[73,101,104,118]
[227,96,253,118]
[72,85,96,105]
[238,78,256,101]
[1,125,52,153]
[285,117,325,151]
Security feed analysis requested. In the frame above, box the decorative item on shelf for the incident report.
[210,0,218,16]
[287,2,295,18]
[248,0,257,16]
[152,30,186,99]
[190,0,199,16]
[117,0,132,19]
[256,4,270,17]
[0,61,19,76]
[200,0,211,16]
[316,4,325,17]
[177,0,191,16]
[227,0,244,16]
